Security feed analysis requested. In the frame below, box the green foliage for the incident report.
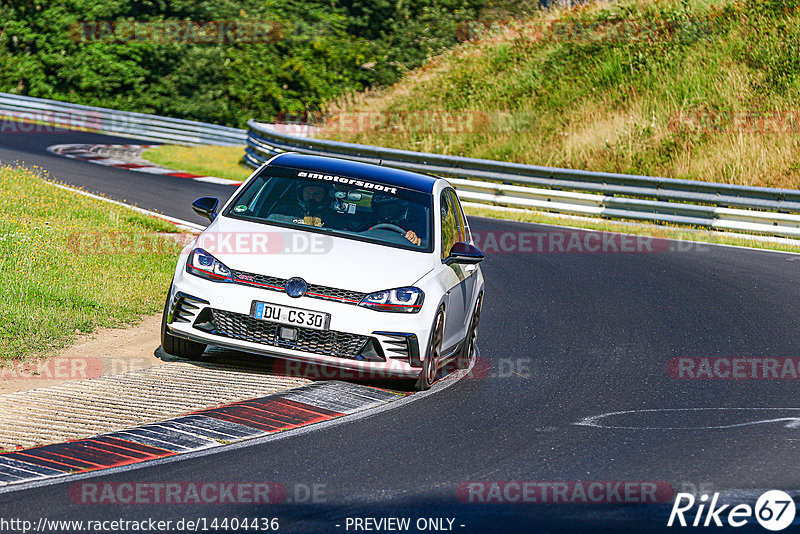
[0,0,492,126]
[740,0,800,95]
[332,0,484,84]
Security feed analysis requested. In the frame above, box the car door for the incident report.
[448,188,479,323]
[440,188,469,353]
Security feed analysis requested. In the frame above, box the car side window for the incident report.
[447,189,470,244]
[441,190,459,261]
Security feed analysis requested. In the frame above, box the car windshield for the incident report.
[223,166,433,252]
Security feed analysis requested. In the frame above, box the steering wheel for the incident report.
[370,223,407,235]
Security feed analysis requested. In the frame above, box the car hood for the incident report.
[196,216,436,292]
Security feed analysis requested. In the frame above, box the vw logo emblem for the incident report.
[285,277,307,298]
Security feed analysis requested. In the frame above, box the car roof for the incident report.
[268,152,441,194]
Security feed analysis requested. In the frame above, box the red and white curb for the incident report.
[47,144,243,186]
[0,381,402,488]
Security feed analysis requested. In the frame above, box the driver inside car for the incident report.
[273,182,333,227]
[368,193,423,246]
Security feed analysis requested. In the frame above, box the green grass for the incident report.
[143,145,252,182]
[0,165,183,360]
[322,0,800,190]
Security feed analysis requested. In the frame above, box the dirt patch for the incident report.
[0,314,167,395]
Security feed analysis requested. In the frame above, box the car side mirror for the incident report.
[445,242,484,265]
[192,197,219,222]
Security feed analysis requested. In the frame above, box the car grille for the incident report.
[204,309,370,359]
[230,269,367,305]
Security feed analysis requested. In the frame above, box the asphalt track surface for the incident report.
[2,129,800,533]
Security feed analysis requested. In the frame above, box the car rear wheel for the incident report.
[160,286,206,360]
[415,309,444,391]
[456,292,482,370]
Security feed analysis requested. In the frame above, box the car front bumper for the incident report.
[166,269,436,379]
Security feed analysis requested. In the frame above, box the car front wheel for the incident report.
[160,286,206,360]
[456,292,482,370]
[415,309,444,391]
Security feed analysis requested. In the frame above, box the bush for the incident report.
[0,0,489,127]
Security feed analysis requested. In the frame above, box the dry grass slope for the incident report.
[321,0,800,189]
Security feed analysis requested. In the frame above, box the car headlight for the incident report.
[185,248,233,283]
[358,287,424,313]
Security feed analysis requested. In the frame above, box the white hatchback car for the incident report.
[161,153,484,390]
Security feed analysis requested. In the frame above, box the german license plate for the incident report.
[251,301,330,331]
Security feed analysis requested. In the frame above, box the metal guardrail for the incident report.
[246,119,800,239]
[0,92,247,146]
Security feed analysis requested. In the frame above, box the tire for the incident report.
[456,292,483,370]
[415,309,444,391]
[160,286,206,360]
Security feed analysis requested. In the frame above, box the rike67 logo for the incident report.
[668,490,796,531]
